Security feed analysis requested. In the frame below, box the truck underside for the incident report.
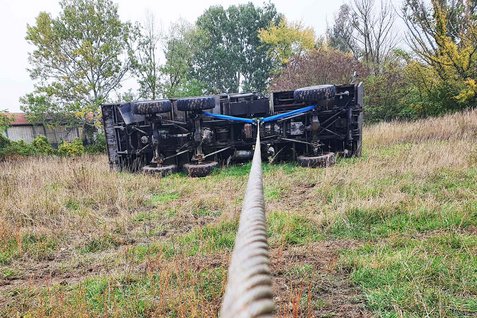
[101,83,364,177]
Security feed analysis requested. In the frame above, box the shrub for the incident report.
[32,135,55,155]
[0,133,10,149]
[85,133,106,154]
[58,139,85,156]
[0,140,36,158]
[269,47,369,91]
[364,62,416,122]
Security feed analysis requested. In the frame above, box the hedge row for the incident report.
[0,134,106,159]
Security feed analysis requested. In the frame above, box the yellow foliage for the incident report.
[259,18,315,65]
[428,1,477,87]
[455,78,477,103]
[407,0,477,106]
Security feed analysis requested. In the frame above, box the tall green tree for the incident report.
[161,20,206,97]
[22,0,134,128]
[130,12,162,99]
[193,3,281,93]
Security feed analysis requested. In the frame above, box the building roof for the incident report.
[9,113,30,126]
[0,112,31,126]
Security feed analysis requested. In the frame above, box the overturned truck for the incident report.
[101,83,363,177]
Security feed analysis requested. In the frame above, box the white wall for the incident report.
[6,125,81,145]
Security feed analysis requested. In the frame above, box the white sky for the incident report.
[0,0,402,112]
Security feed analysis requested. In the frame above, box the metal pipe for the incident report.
[220,125,274,317]
[203,146,232,159]
[162,149,190,161]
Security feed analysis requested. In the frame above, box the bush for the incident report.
[32,135,55,155]
[364,64,415,123]
[0,140,36,158]
[0,135,87,159]
[85,133,106,154]
[270,47,369,91]
[58,139,85,156]
[365,55,476,122]
[0,133,10,149]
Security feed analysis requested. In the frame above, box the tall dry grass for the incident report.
[365,109,477,146]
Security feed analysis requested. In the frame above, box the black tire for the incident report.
[183,161,218,177]
[133,100,172,114]
[297,152,336,168]
[176,96,216,111]
[142,164,177,177]
[294,85,336,103]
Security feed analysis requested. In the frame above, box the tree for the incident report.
[0,111,13,133]
[270,48,369,91]
[363,50,419,121]
[20,93,79,128]
[131,12,162,99]
[259,18,316,67]
[401,0,477,112]
[161,20,206,97]
[0,111,13,149]
[352,0,396,71]
[402,0,477,96]
[22,0,134,129]
[193,3,281,93]
[327,0,397,73]
[327,4,360,58]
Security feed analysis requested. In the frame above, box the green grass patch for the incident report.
[169,220,237,257]
[127,244,162,262]
[215,162,297,178]
[285,263,314,280]
[65,198,80,211]
[133,210,161,223]
[78,234,122,254]
[1,267,19,279]
[133,208,177,222]
[0,233,58,265]
[330,203,477,240]
[148,192,180,206]
[262,162,297,174]
[268,212,322,246]
[22,233,58,260]
[0,238,18,265]
[195,267,226,301]
[341,233,477,317]
[129,220,238,261]
[73,275,154,316]
[422,168,477,200]
[192,208,221,218]
[216,163,251,177]
[265,185,283,201]
[400,168,477,200]
[53,266,226,317]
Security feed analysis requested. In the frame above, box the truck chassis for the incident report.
[101,83,364,177]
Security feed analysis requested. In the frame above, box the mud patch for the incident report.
[272,240,371,317]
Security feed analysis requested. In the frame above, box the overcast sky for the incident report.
[0,0,402,112]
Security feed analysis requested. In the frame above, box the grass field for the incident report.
[1,110,477,317]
